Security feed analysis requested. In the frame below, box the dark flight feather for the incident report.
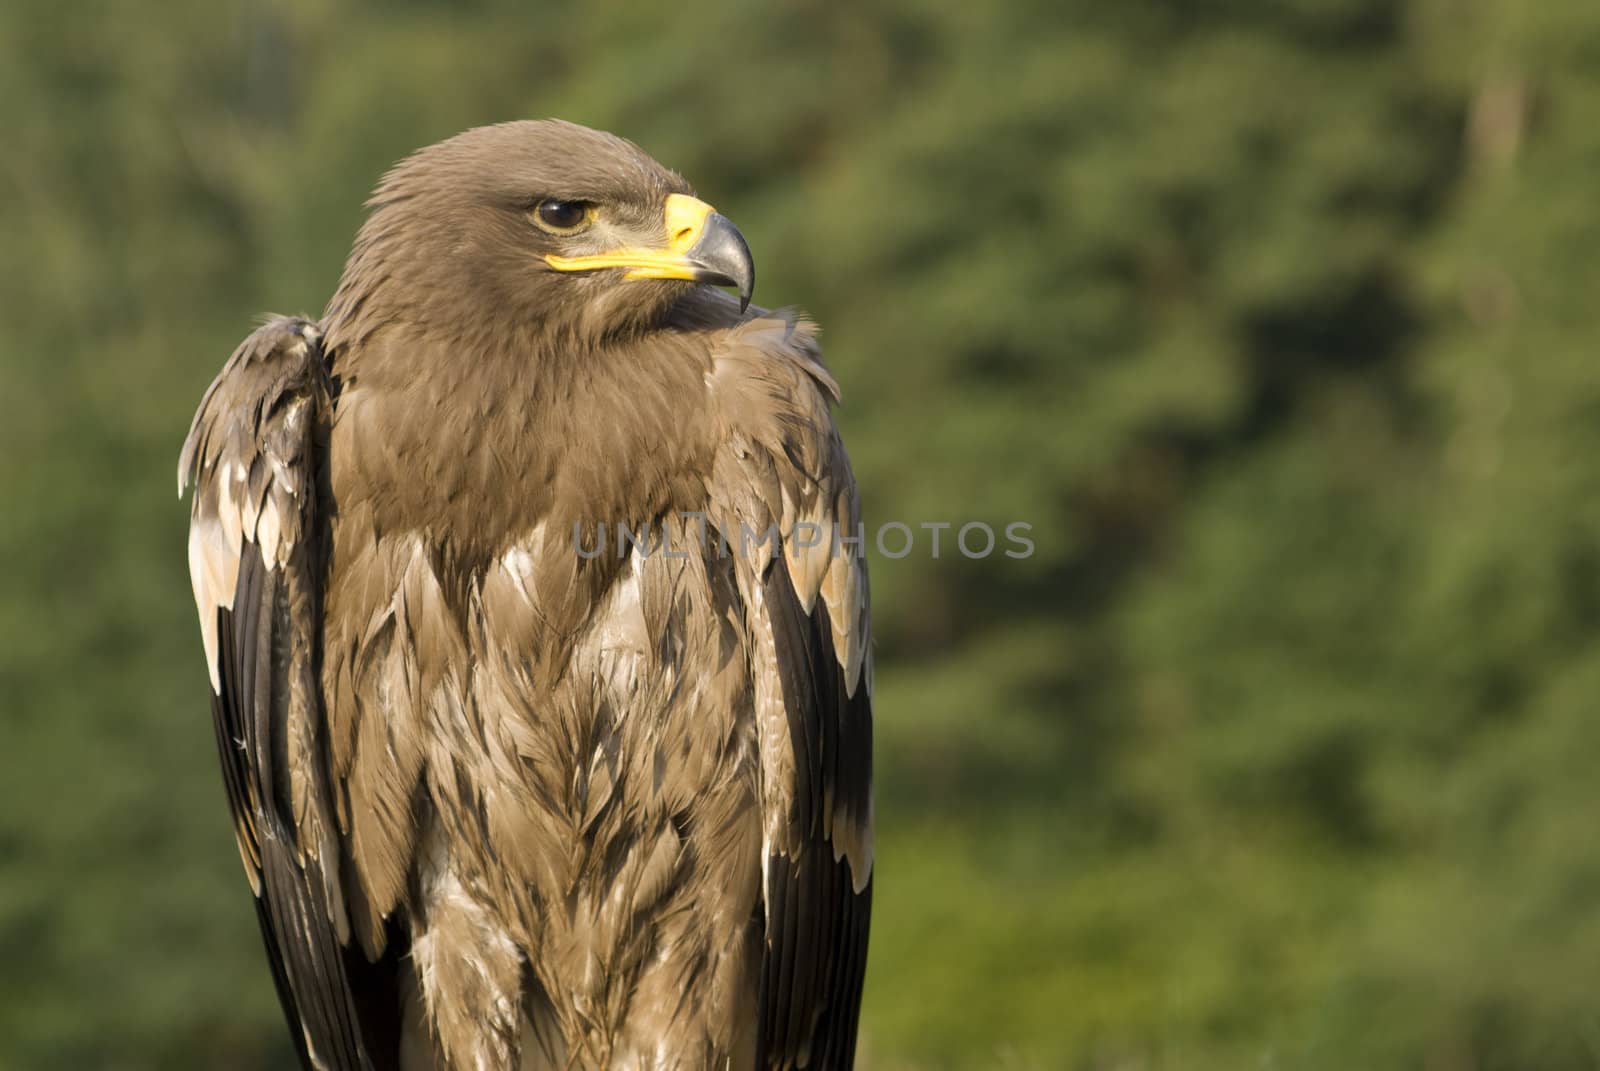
[755,559,873,1070]
[184,318,398,1071]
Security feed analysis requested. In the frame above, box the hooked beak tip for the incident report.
[687,211,755,312]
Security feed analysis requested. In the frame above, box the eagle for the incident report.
[178,120,872,1071]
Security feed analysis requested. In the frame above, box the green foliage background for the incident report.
[4,1,1599,1068]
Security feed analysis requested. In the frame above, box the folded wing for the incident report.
[180,317,400,1071]
[710,315,875,1069]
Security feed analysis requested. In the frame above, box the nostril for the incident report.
[673,226,695,246]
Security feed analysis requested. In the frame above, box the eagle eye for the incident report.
[532,199,594,234]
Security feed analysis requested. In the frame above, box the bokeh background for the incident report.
[4,1,1600,1068]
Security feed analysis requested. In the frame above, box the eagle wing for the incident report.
[754,561,874,1071]
[179,317,399,1071]
[712,315,875,1069]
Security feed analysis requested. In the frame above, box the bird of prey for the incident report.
[179,120,872,1071]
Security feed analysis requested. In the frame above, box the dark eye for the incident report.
[533,199,592,233]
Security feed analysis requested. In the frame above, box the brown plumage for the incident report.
[179,121,872,1070]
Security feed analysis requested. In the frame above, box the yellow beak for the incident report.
[544,194,755,310]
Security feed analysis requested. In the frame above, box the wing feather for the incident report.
[181,316,399,1071]
[713,314,874,1069]
[755,560,873,1070]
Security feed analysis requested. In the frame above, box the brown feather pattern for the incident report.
[182,121,871,1070]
